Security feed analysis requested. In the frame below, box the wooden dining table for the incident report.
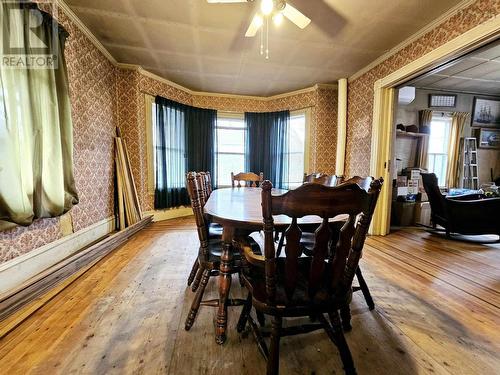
[204,187,347,344]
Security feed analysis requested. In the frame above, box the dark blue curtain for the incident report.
[154,96,216,209]
[245,110,290,189]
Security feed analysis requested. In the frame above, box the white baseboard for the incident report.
[0,217,115,295]
[144,207,193,222]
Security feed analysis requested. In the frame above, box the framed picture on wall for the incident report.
[478,128,500,149]
[471,97,500,128]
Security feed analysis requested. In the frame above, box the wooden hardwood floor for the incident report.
[1,218,499,374]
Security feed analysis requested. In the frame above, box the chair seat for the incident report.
[242,256,352,316]
[199,235,262,270]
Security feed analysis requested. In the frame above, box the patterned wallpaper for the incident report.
[2,0,497,264]
[125,74,338,211]
[345,0,500,176]
[0,8,338,264]
[0,9,118,263]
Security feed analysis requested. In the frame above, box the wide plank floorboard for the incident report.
[0,220,499,374]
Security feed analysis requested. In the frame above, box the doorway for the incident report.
[369,19,500,235]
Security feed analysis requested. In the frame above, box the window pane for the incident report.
[288,153,304,184]
[216,115,247,186]
[217,128,245,153]
[289,116,306,152]
[428,116,451,187]
[428,153,447,186]
[429,119,450,153]
[217,118,245,129]
[217,154,245,186]
[287,114,306,187]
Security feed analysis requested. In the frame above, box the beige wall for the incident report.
[345,0,500,177]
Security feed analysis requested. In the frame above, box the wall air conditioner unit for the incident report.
[398,86,416,105]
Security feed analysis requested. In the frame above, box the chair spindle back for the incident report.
[231,172,264,187]
[186,172,209,257]
[304,173,345,187]
[261,178,383,305]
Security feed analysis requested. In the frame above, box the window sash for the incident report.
[216,114,247,187]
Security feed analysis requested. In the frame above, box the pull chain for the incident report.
[266,17,269,59]
[260,20,264,55]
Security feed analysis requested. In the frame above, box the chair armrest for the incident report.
[233,236,265,268]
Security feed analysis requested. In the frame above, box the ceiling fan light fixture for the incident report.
[273,12,283,26]
[255,14,264,27]
[261,0,273,16]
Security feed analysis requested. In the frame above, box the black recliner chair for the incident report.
[421,173,500,239]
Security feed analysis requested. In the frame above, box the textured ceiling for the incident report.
[66,0,462,96]
[411,43,500,95]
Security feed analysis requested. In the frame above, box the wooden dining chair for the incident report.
[303,173,345,187]
[184,172,249,333]
[234,179,383,375]
[186,172,221,290]
[301,175,376,330]
[231,172,264,187]
[334,176,376,330]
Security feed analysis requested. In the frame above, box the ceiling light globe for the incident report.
[261,0,273,16]
[255,14,264,27]
[273,12,283,26]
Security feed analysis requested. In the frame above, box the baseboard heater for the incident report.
[0,215,153,338]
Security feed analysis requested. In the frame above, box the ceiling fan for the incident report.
[207,0,311,38]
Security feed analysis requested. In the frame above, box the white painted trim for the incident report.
[349,0,476,81]
[144,208,193,222]
[144,94,155,196]
[0,217,115,295]
[290,108,312,174]
[369,16,500,236]
[335,78,347,175]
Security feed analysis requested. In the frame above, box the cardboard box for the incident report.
[391,201,416,226]
[396,175,407,187]
[410,169,420,180]
[408,179,419,194]
[397,186,409,196]
[414,202,431,226]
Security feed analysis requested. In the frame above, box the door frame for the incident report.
[369,16,500,235]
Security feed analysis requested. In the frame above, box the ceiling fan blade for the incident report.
[282,3,311,29]
[245,14,263,37]
[207,0,247,3]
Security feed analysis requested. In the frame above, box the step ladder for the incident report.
[461,137,479,189]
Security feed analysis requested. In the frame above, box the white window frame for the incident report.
[286,109,311,188]
[427,113,452,187]
[215,112,247,188]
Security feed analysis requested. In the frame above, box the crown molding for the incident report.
[56,0,117,65]
[57,0,336,101]
[348,0,476,82]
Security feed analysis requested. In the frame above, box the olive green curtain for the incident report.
[417,110,432,169]
[0,3,78,230]
[418,109,433,133]
[446,112,469,188]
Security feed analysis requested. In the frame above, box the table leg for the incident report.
[216,225,235,345]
